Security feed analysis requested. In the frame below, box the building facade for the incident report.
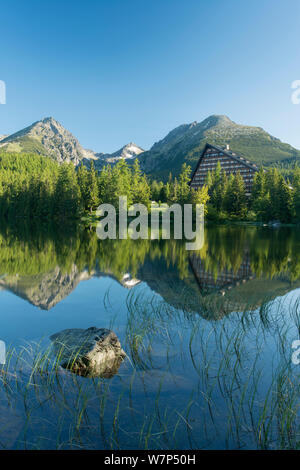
[189,251,253,296]
[190,143,259,195]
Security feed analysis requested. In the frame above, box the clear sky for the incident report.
[0,0,299,153]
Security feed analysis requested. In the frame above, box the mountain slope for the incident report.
[86,142,144,170]
[138,115,300,179]
[0,117,96,165]
[102,142,144,163]
[1,115,300,178]
[0,118,144,169]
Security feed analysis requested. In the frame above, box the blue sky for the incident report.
[0,0,299,152]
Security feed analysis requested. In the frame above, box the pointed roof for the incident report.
[190,143,260,183]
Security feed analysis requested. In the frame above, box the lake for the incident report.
[0,222,300,449]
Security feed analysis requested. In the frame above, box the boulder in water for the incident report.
[50,327,126,378]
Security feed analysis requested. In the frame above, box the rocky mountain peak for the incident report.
[99,142,144,164]
[0,116,94,165]
[137,114,300,179]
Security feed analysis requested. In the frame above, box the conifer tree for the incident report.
[177,163,191,204]
[225,172,247,217]
[131,159,151,206]
[191,185,210,213]
[77,163,89,210]
[86,161,100,212]
[292,167,300,221]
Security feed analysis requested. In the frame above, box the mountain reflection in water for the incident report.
[0,222,299,318]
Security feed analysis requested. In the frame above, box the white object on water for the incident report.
[0,340,6,364]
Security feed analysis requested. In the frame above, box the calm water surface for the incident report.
[0,223,300,449]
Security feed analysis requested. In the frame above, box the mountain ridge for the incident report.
[1,114,300,178]
[102,142,144,162]
[138,114,300,179]
[92,142,145,170]
[0,117,144,168]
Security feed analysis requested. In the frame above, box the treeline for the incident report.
[150,161,300,223]
[79,160,209,210]
[189,162,300,223]
[0,153,152,219]
[1,151,300,223]
[250,167,300,223]
[151,163,209,207]
[0,153,209,220]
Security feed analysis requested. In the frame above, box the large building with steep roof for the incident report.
[190,143,259,196]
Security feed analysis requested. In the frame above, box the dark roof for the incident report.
[190,143,260,183]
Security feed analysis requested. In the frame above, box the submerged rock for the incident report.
[50,327,126,378]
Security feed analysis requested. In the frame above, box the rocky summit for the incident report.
[90,142,144,170]
[137,114,300,179]
[101,142,144,163]
[0,117,96,165]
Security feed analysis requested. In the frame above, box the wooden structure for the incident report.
[190,143,259,195]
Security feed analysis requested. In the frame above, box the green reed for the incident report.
[0,288,299,449]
